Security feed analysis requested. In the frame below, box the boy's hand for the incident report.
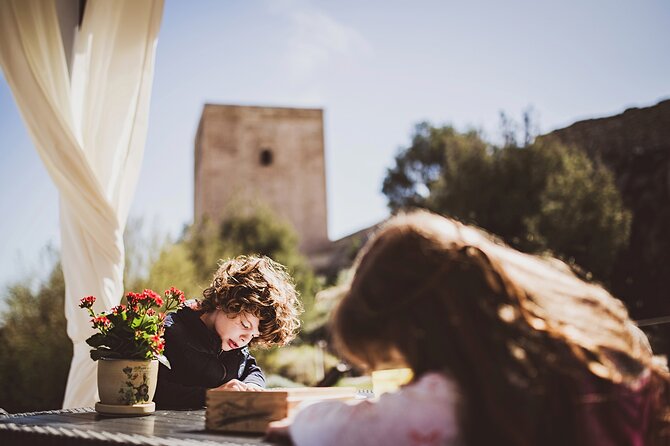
[216,379,249,391]
[245,383,265,391]
[215,379,265,391]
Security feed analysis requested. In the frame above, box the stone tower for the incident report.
[194,104,329,255]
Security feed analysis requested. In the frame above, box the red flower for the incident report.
[150,334,165,355]
[142,289,163,307]
[82,285,182,362]
[91,315,111,329]
[126,292,142,305]
[153,342,165,355]
[111,304,126,315]
[151,334,165,355]
[165,287,186,304]
[79,296,96,309]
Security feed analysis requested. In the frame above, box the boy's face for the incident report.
[213,310,260,351]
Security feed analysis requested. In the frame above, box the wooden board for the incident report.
[205,387,357,433]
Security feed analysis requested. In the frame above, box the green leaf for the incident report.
[85,333,107,348]
[90,348,110,361]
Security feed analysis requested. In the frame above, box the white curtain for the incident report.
[0,0,163,408]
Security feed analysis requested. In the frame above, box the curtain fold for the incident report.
[0,0,164,408]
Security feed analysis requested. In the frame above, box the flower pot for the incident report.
[95,358,159,416]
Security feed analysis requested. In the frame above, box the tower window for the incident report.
[260,148,273,166]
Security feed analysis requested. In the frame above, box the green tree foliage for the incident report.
[123,217,170,292]
[133,205,320,333]
[383,120,631,282]
[0,265,72,412]
[526,141,632,279]
[253,344,340,386]
[216,206,319,315]
[382,122,453,209]
[129,242,200,299]
[0,207,321,412]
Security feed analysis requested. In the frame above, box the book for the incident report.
[205,386,358,433]
[371,368,413,396]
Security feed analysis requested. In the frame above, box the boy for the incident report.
[154,255,302,408]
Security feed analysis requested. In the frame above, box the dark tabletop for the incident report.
[0,407,275,445]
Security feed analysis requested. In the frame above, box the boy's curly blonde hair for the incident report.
[201,255,302,347]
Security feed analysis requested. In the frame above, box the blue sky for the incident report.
[1,0,669,290]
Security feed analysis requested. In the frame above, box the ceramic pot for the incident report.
[97,359,158,407]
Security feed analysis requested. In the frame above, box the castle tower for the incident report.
[194,104,329,255]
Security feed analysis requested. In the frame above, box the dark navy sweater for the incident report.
[154,307,265,409]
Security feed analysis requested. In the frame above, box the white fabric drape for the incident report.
[0,0,163,408]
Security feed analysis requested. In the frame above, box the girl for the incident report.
[268,210,669,445]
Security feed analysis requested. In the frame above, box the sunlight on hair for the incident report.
[498,304,517,323]
[507,342,527,361]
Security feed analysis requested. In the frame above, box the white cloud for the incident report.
[288,10,370,79]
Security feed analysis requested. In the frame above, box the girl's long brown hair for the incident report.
[332,210,670,445]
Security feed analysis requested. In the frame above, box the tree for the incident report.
[133,205,320,331]
[382,122,485,211]
[0,265,72,412]
[527,141,632,279]
[382,120,631,283]
[133,242,201,298]
[217,205,319,311]
[0,207,323,412]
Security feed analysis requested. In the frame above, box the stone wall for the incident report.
[194,104,329,255]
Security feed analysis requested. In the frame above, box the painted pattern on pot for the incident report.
[98,359,158,406]
[119,366,151,404]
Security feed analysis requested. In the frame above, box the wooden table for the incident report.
[0,407,275,445]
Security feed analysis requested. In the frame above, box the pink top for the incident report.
[289,372,461,446]
[576,371,654,446]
